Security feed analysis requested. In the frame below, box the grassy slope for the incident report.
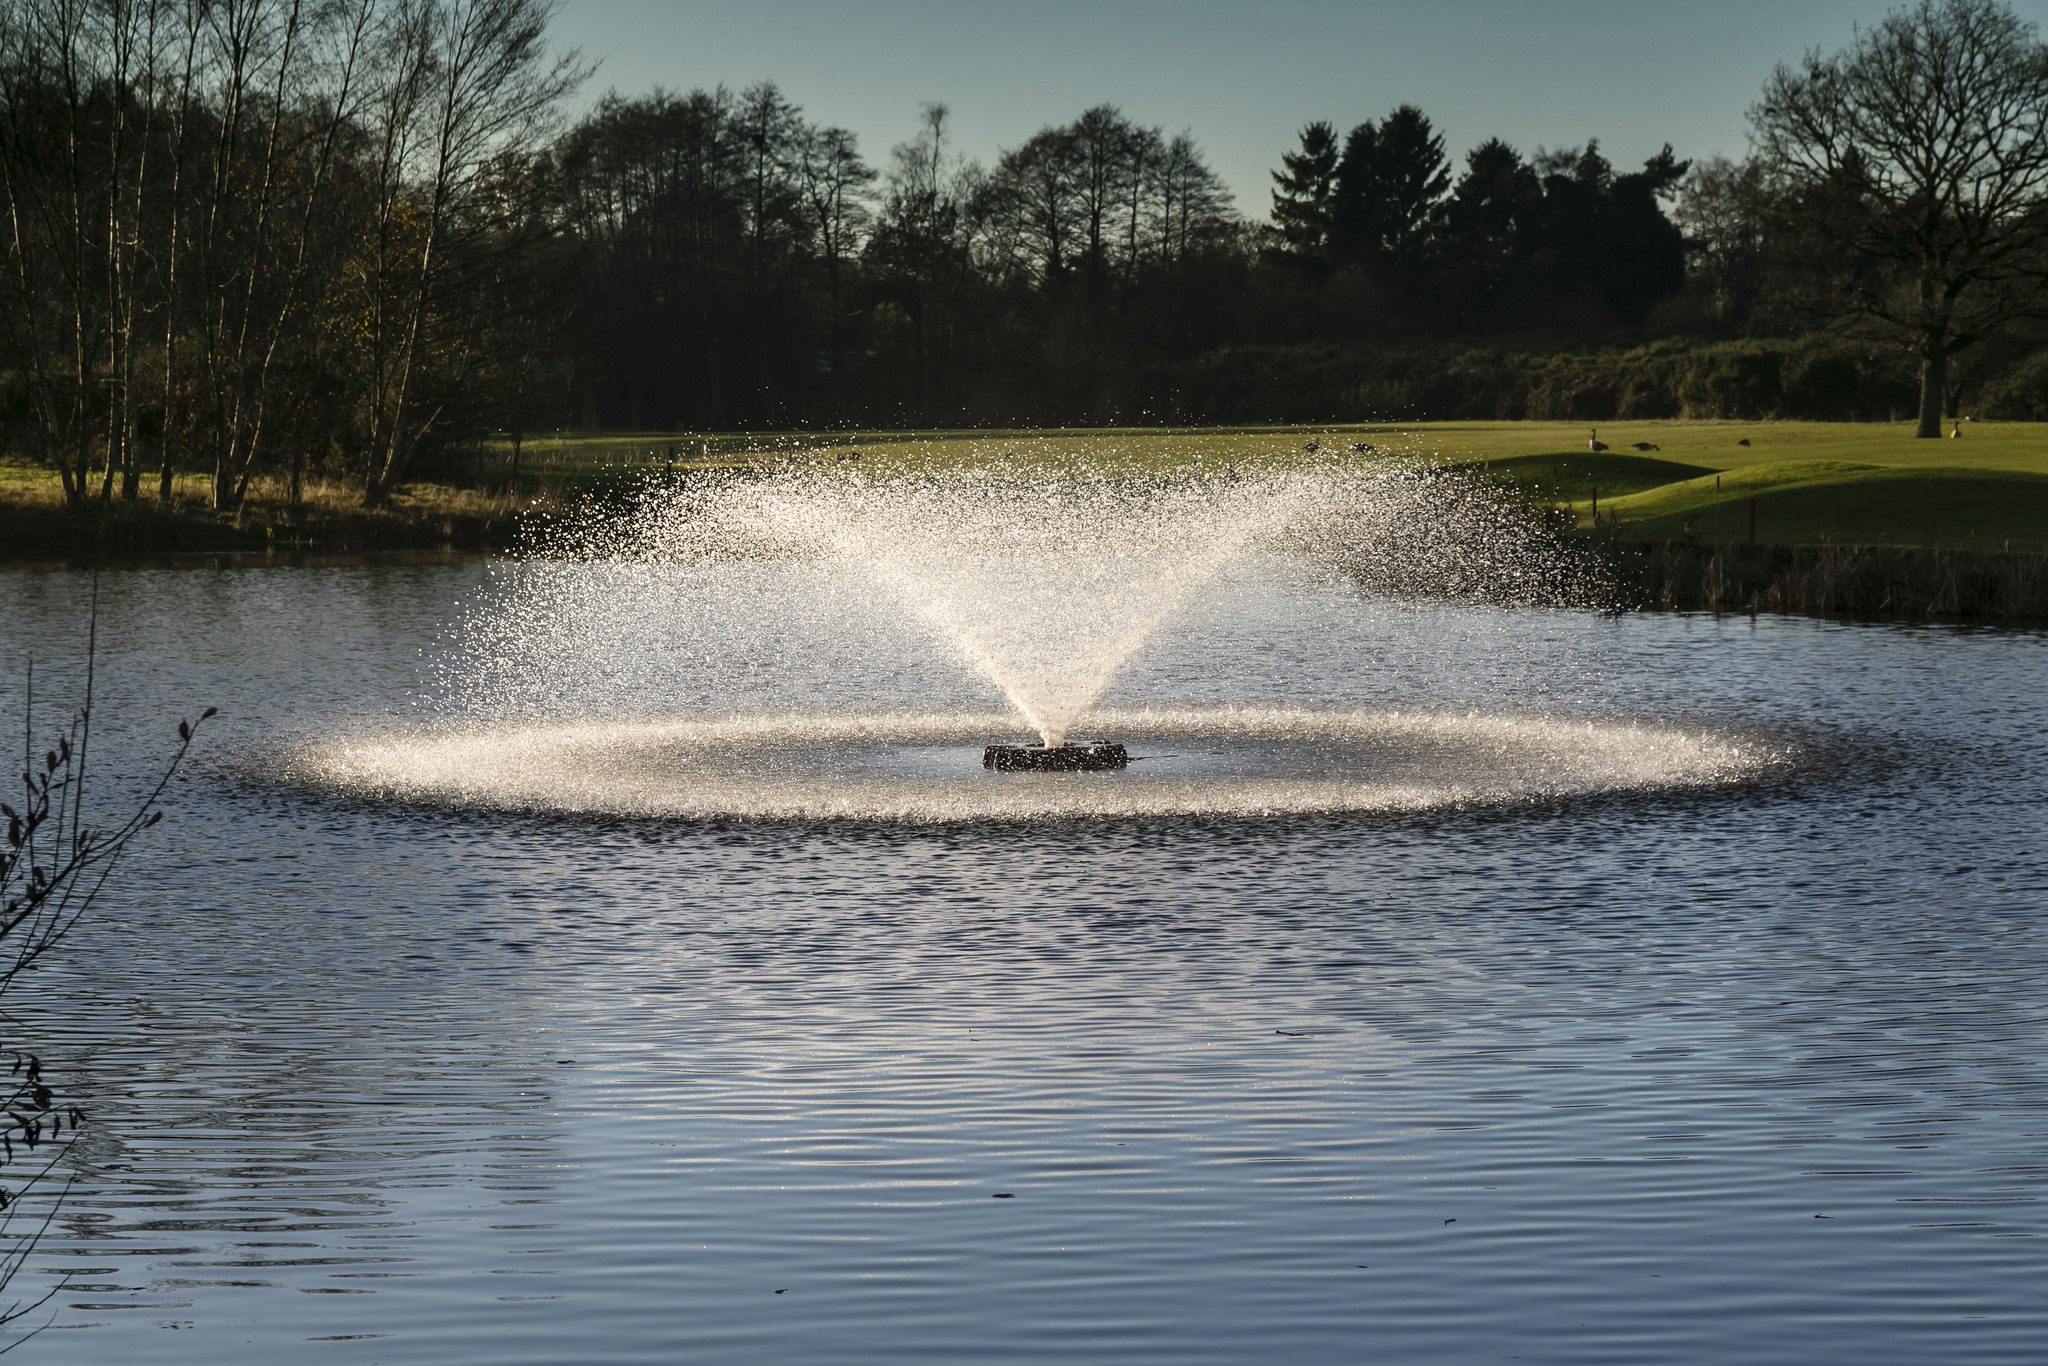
[779,421,2048,550]
[8,419,2046,555]
[1409,421,2048,550]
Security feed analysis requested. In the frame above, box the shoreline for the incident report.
[1607,539,2048,620]
[6,521,2042,626]
[6,469,2046,623]
[0,489,532,564]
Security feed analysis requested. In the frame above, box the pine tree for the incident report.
[1332,105,1450,273]
[1270,122,1340,259]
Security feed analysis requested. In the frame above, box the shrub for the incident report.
[0,628,209,1338]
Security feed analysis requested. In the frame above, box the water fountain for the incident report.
[301,464,1773,820]
[983,740,1129,771]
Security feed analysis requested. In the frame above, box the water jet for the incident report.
[377,466,1756,822]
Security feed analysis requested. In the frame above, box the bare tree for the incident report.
[866,103,977,419]
[1753,0,2048,436]
[989,125,1078,288]
[152,0,202,503]
[359,0,582,507]
[0,0,120,509]
[1674,155,1775,325]
[1067,104,1138,311]
[552,85,756,427]
[1155,131,1230,264]
[1116,122,1163,284]
[733,81,801,415]
[795,123,874,391]
[189,0,383,511]
[0,0,585,509]
[988,114,1227,291]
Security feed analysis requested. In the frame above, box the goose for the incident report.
[1349,441,1375,453]
[1588,429,1609,452]
[1303,440,1320,452]
[1630,441,1660,452]
[1737,438,1751,447]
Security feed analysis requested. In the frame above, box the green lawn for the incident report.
[1407,421,2048,550]
[8,420,2041,552]
[506,420,2047,550]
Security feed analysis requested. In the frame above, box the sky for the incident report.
[551,0,2048,215]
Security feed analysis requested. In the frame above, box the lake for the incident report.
[3,554,2043,1364]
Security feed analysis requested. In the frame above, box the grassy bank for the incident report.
[0,464,598,562]
[701,420,2047,552]
[8,419,2047,575]
[1613,540,2048,618]
[507,419,2048,551]
[1453,421,2048,553]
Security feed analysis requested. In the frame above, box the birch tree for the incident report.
[358,0,579,506]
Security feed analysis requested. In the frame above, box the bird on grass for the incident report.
[1630,441,1660,452]
[1588,429,1609,452]
[1303,440,1320,452]
[1737,438,1751,447]
[1350,441,1375,453]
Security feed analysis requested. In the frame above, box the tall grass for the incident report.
[1623,541,2048,618]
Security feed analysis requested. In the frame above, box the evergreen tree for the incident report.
[1445,139,1541,271]
[1598,145,1690,320]
[1269,121,1339,260]
[1522,141,1688,322]
[1440,138,1544,321]
[1331,105,1451,273]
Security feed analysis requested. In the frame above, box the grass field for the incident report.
[496,420,2048,551]
[7,420,2046,555]
[1417,421,2048,551]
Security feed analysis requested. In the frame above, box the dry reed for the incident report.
[1613,540,2048,619]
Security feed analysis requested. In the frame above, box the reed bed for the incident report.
[0,466,571,560]
[1616,540,2048,619]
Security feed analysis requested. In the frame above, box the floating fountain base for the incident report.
[983,740,1130,772]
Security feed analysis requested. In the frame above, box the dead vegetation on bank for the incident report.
[1610,540,2048,620]
[0,470,561,561]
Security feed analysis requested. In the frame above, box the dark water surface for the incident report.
[2,561,2044,1363]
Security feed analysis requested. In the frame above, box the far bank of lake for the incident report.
[6,421,2047,617]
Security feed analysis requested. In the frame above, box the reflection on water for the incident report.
[1,561,2044,1364]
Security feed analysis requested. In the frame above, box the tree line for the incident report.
[6,0,2048,512]
[0,0,581,509]
[559,92,1244,433]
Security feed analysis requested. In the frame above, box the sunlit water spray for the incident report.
[295,468,1782,820]
[724,478,1314,746]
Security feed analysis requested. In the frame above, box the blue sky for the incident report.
[552,0,2048,213]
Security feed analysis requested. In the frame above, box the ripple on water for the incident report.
[2,561,2043,1365]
